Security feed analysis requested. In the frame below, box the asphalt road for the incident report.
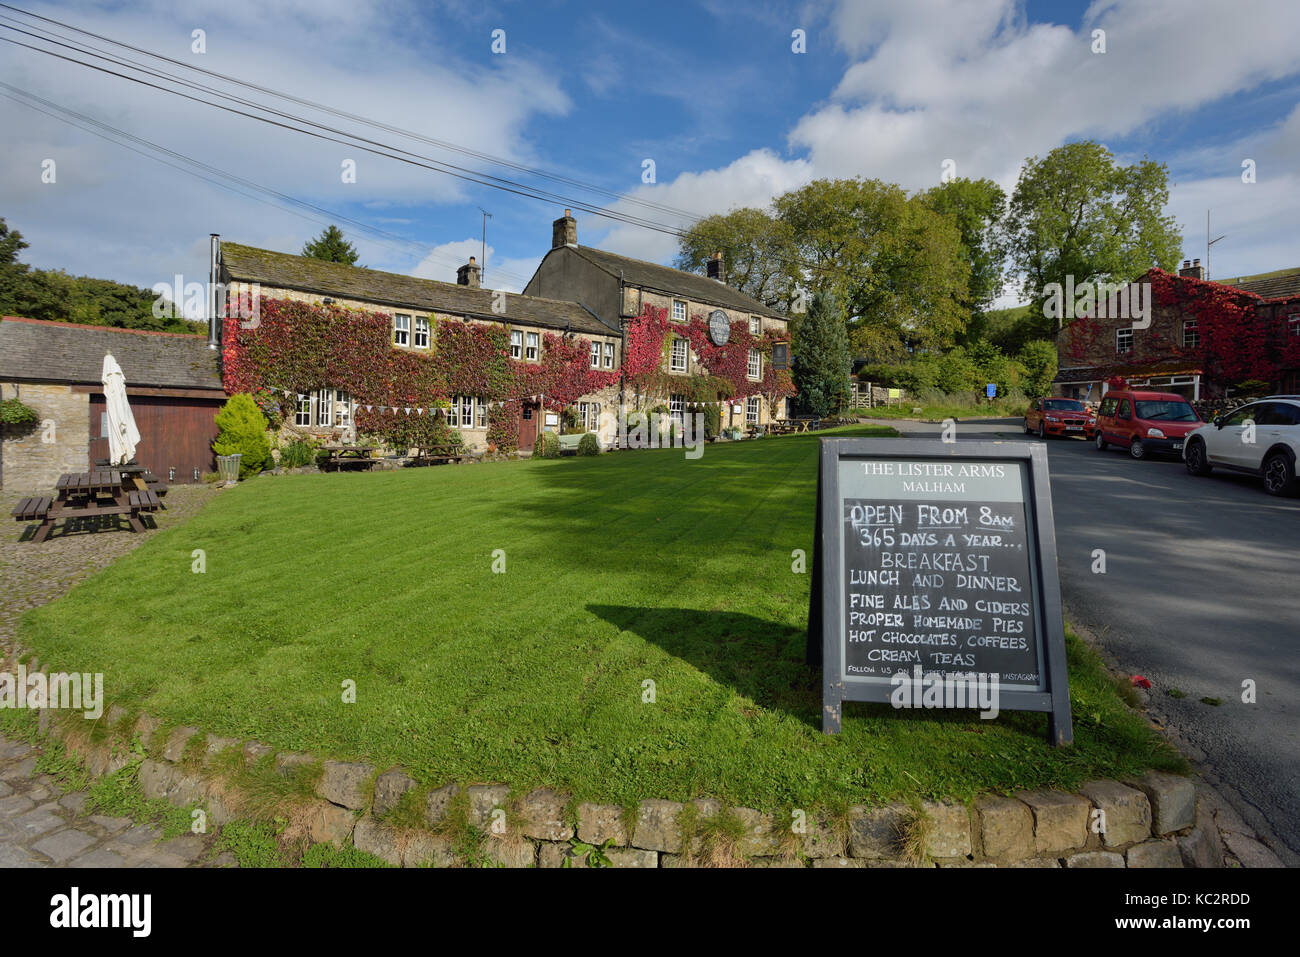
[865,416,1300,862]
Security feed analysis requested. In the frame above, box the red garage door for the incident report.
[89,393,222,482]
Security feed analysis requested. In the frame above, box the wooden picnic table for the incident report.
[93,459,168,495]
[411,445,467,466]
[11,469,164,543]
[319,445,379,471]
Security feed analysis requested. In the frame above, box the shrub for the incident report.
[702,404,721,440]
[0,397,39,428]
[538,430,561,459]
[577,432,600,456]
[278,439,316,469]
[212,393,271,478]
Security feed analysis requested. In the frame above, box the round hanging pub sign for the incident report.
[708,309,730,346]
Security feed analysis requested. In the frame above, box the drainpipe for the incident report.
[208,233,221,350]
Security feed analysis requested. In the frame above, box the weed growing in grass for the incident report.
[301,842,394,868]
[564,837,615,867]
[85,763,195,839]
[33,737,90,793]
[215,820,287,868]
[901,798,933,866]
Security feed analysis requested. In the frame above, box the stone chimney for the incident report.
[552,209,577,249]
[706,250,725,284]
[1179,258,1205,280]
[457,256,481,288]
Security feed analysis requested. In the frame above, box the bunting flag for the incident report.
[365,405,372,412]
[404,408,411,415]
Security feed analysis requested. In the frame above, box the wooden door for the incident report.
[518,401,539,452]
[89,393,221,481]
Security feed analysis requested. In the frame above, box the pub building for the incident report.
[213,210,793,452]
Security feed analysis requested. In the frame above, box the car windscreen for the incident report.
[1043,400,1086,411]
[1134,400,1198,422]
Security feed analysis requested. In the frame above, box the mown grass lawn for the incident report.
[20,426,1183,812]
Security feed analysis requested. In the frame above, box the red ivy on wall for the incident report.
[223,297,615,450]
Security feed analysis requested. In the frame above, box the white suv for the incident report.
[1183,395,1300,496]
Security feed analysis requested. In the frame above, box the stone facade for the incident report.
[0,382,89,493]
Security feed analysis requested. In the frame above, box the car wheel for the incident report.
[1185,439,1212,476]
[1038,422,1047,440]
[1262,451,1297,496]
[1129,437,1146,459]
[1095,431,1107,451]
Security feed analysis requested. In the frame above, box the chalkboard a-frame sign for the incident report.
[807,438,1073,746]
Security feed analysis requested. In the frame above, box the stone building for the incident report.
[524,210,793,429]
[0,317,225,491]
[1054,261,1300,401]
[215,240,624,452]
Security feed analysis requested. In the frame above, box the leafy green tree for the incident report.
[674,207,793,312]
[919,178,1007,343]
[1016,340,1059,398]
[213,393,272,478]
[0,217,31,307]
[793,292,851,416]
[1004,141,1182,339]
[775,179,970,356]
[302,225,360,265]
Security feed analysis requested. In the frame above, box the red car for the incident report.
[1024,397,1097,439]
[1094,389,1203,459]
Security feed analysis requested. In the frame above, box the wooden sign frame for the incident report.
[807,438,1073,746]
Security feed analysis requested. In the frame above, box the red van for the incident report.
[1094,390,1203,459]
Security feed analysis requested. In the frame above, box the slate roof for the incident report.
[561,245,788,320]
[0,317,223,390]
[1223,271,1300,301]
[219,242,620,337]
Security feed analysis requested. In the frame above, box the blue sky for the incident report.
[2,0,1299,312]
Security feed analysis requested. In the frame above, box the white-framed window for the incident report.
[316,388,333,427]
[295,392,312,427]
[510,329,523,359]
[393,314,410,347]
[604,342,615,369]
[579,401,600,431]
[336,390,352,428]
[526,332,539,361]
[672,300,687,322]
[1116,328,1133,354]
[1290,314,1300,336]
[590,341,601,368]
[669,393,685,426]
[670,338,688,372]
[1183,319,1199,349]
[447,396,488,429]
[414,317,430,349]
[746,396,760,425]
[747,348,761,379]
[749,316,761,335]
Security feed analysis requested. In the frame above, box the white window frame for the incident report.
[579,401,600,431]
[672,300,687,322]
[445,400,459,428]
[526,332,539,361]
[604,342,615,369]
[476,399,489,429]
[747,348,761,380]
[1116,328,1133,354]
[295,393,312,427]
[590,341,601,368]
[316,388,333,427]
[510,329,523,359]
[670,338,688,373]
[746,396,760,425]
[336,390,352,428]
[461,396,474,429]
[1289,314,1300,337]
[393,314,411,347]
[749,316,761,335]
[413,316,430,349]
[669,394,685,426]
[1183,319,1199,349]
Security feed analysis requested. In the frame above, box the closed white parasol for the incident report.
[101,352,141,466]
